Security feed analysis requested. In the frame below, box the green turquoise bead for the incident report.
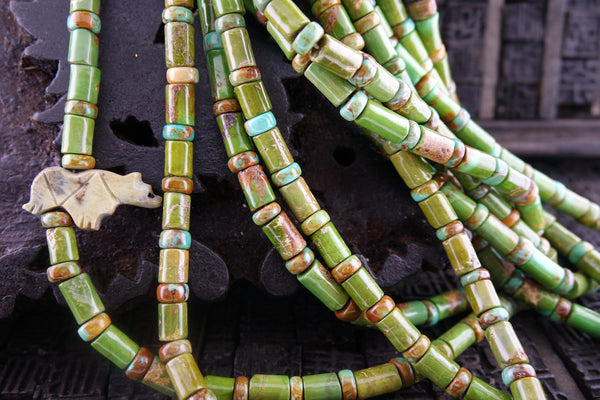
[518,248,564,290]
[375,307,421,352]
[217,112,254,158]
[206,49,235,101]
[222,28,256,71]
[303,373,342,400]
[464,377,512,400]
[272,162,301,187]
[67,11,101,34]
[159,249,189,283]
[204,32,223,53]
[279,177,320,222]
[363,25,397,64]
[166,354,207,399]
[442,231,481,276]
[64,100,98,119]
[341,0,373,19]
[310,35,363,80]
[234,81,272,119]
[266,22,297,60]
[159,229,192,249]
[264,0,310,40]
[394,91,431,123]
[67,64,100,103]
[566,303,600,339]
[389,150,435,189]
[249,374,290,400]
[158,302,188,341]
[165,22,194,67]
[238,165,277,211]
[304,62,356,107]
[375,6,393,36]
[418,192,457,229]
[70,0,100,13]
[437,321,477,357]
[292,22,325,56]
[252,127,294,173]
[301,209,330,236]
[162,6,194,24]
[198,0,215,35]
[485,321,528,369]
[354,364,402,399]
[376,0,407,26]
[165,140,193,178]
[454,147,497,180]
[142,356,177,396]
[311,222,351,268]
[46,227,79,265]
[399,29,429,66]
[215,13,246,35]
[206,376,235,399]
[91,325,139,369]
[162,192,191,230]
[68,29,98,66]
[465,279,501,315]
[455,120,498,155]
[244,112,277,136]
[441,182,477,220]
[396,42,425,85]
[59,273,105,324]
[213,0,246,18]
[399,301,428,326]
[362,64,400,103]
[477,217,519,256]
[163,124,194,141]
[315,5,357,42]
[413,346,460,388]
[61,114,94,155]
[430,291,469,320]
[356,100,410,144]
[415,13,442,51]
[341,267,384,310]
[340,90,368,121]
[509,377,546,400]
[297,260,349,311]
[166,84,194,125]
[262,212,307,260]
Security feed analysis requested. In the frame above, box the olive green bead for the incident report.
[165,22,194,68]
[430,291,469,320]
[67,64,100,103]
[266,22,297,60]
[61,114,94,155]
[213,0,245,18]
[165,141,193,178]
[418,192,457,229]
[70,0,100,13]
[519,249,564,291]
[510,377,546,400]
[206,376,235,399]
[264,0,310,40]
[304,62,356,107]
[237,165,277,211]
[159,249,189,283]
[234,81,272,119]
[141,356,177,396]
[377,0,407,26]
[513,280,559,316]
[532,169,557,201]
[355,100,410,144]
[252,127,293,173]
[566,303,600,339]
[454,147,497,180]
[465,280,501,315]
[476,217,519,256]
[579,250,600,283]
[167,354,207,399]
[158,302,188,341]
[441,182,477,219]
[217,112,254,158]
[68,29,98,66]
[310,35,363,80]
[437,321,477,357]
[59,273,105,324]
[279,177,320,222]
[303,373,342,400]
[354,363,402,399]
[485,321,528,369]
[249,374,290,400]
[544,219,580,255]
[362,64,400,103]
[341,0,373,20]
[91,325,139,369]
[206,49,236,101]
[479,190,512,219]
[464,377,512,400]
[363,25,397,64]
[400,301,428,326]
[442,231,481,276]
[166,84,194,125]
[47,227,79,265]
[311,222,351,268]
[389,151,435,189]
[316,6,357,42]
[376,307,421,352]
[222,28,256,72]
[163,192,191,230]
[413,345,460,388]
[262,212,307,260]
[297,260,349,311]
[395,91,432,123]
[341,267,384,310]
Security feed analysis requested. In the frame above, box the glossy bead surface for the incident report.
[376,307,421,352]
[167,354,207,399]
[77,312,111,341]
[62,154,96,169]
[230,66,261,87]
[238,165,277,211]
[292,21,325,55]
[167,67,199,83]
[142,356,177,396]
[162,193,191,230]
[310,35,363,79]
[249,374,290,400]
[485,321,529,369]
[354,363,402,399]
[162,176,193,194]
[67,64,100,103]
[91,325,139,369]
[67,11,101,33]
[252,202,282,226]
[159,249,189,283]
[163,124,194,141]
[442,231,481,276]
[235,81,272,119]
[341,267,384,310]
[262,212,307,260]
[158,302,188,341]
[244,111,277,136]
[217,112,254,158]
[337,369,358,400]
[61,114,94,155]
[165,22,194,67]
[159,339,192,362]
[64,100,98,119]
[125,347,154,380]
[332,254,362,283]
[419,191,457,229]
[311,222,351,268]
[264,0,310,39]
[165,140,193,178]
[70,0,100,13]
[59,273,104,324]
[297,260,349,311]
[162,6,194,23]
[303,373,342,400]
[252,127,293,173]
[228,150,260,172]
[301,209,331,236]
[389,150,435,189]
[305,62,356,107]
[279,177,320,221]
[157,283,189,303]
[222,28,256,71]
[285,247,314,274]
[68,28,98,66]
[206,376,236,399]
[166,84,194,125]
[47,261,81,282]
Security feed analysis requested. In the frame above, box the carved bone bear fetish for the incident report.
[23,167,162,230]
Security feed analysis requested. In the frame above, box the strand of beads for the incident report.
[477,242,600,340]
[201,1,526,398]
[159,1,218,399]
[61,0,102,170]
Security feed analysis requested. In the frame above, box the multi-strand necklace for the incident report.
[21,0,600,399]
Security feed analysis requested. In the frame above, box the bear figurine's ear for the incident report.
[126,172,143,180]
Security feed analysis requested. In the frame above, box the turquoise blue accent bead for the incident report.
[215,13,246,35]
[503,270,525,295]
[292,22,325,56]
[163,124,195,141]
[67,12,101,34]
[162,6,194,23]
[159,229,192,249]
[340,90,368,121]
[272,162,301,187]
[568,241,593,264]
[348,55,377,87]
[203,31,223,52]
[501,364,536,387]
[244,111,277,136]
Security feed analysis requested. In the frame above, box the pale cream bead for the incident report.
[166,67,199,83]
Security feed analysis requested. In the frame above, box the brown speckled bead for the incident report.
[445,367,472,398]
[285,247,315,274]
[47,261,81,282]
[188,388,218,400]
[213,99,242,116]
[159,339,192,362]
[551,298,572,322]
[462,314,485,342]
[78,312,111,341]
[125,347,154,381]
[230,67,262,86]
[142,356,175,396]
[292,52,312,73]
[389,357,415,387]
[402,335,431,363]
[234,376,249,400]
[337,369,358,400]
[335,299,362,322]
[332,255,362,282]
[163,177,194,194]
[290,376,303,400]
[228,151,260,173]
[157,283,189,303]
[41,211,74,227]
[366,295,396,323]
[502,209,520,228]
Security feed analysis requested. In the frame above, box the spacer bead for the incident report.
[384,80,411,111]
[407,0,437,20]
[429,44,447,64]
[292,22,325,55]
[292,53,312,74]
[77,312,111,341]
[285,247,315,275]
[62,154,96,170]
[47,261,81,282]
[244,111,277,136]
[41,211,74,227]
[301,209,330,236]
[157,283,189,303]
[366,295,396,323]
[337,369,357,400]
[340,90,368,121]
[162,6,194,23]
[389,357,415,386]
[568,241,594,265]
[353,11,381,34]
[502,208,520,228]
[460,267,491,287]
[482,158,509,186]
[335,299,362,322]
[64,100,98,119]
[445,139,466,168]
[402,334,430,363]
[331,255,362,283]
[234,376,249,400]
[464,203,490,230]
[125,347,154,380]
[162,176,193,194]
[213,99,242,116]
[229,67,261,87]
[348,54,378,88]
[479,307,510,330]
[445,367,472,398]
[271,162,302,187]
[159,339,192,362]
[228,151,260,173]
[462,314,485,342]
[340,32,365,50]
[435,220,464,241]
[252,202,282,225]
[392,18,415,37]
[550,298,572,322]
[290,376,303,400]
[502,363,536,387]
[188,388,218,400]
[68,11,101,33]
[422,300,439,326]
[167,67,199,84]
[215,13,246,35]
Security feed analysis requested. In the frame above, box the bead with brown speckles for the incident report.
[47,261,81,282]
[188,388,218,400]
[233,376,249,400]
[402,335,430,363]
[163,176,194,194]
[335,299,362,322]
[389,357,415,387]
[337,369,357,400]
[77,312,110,341]
[125,347,154,381]
[550,298,572,322]
[445,367,472,398]
[290,376,303,400]
[332,255,362,282]
[157,283,189,303]
[285,247,314,275]
[159,339,192,362]
[366,295,395,323]
[41,211,74,227]
[213,99,241,116]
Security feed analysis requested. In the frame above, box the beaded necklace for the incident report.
[20,0,600,399]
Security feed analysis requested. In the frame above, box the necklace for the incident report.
[14,0,600,396]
